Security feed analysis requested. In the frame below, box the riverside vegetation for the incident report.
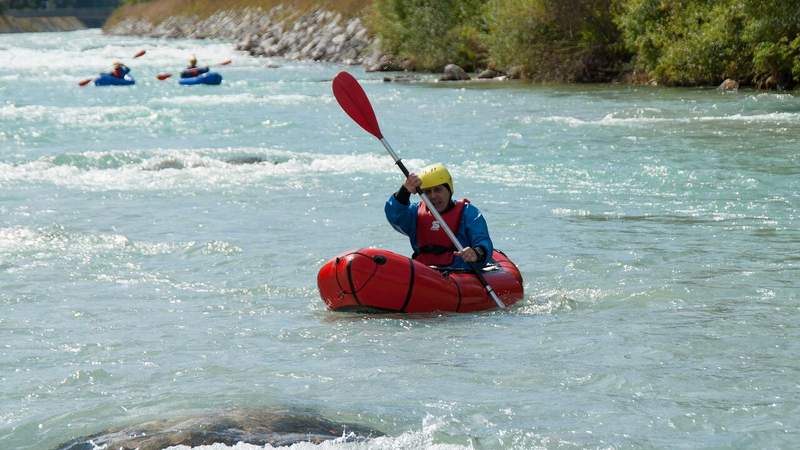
[105,0,800,88]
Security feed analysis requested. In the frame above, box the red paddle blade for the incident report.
[78,78,92,86]
[156,73,172,80]
[332,71,383,139]
[218,59,232,65]
[133,49,146,58]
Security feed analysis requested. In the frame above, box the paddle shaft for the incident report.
[379,137,506,309]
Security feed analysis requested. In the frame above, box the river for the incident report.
[1,29,799,449]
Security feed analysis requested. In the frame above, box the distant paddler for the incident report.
[107,61,130,79]
[90,61,136,86]
[181,54,209,78]
[78,49,145,87]
[156,56,232,81]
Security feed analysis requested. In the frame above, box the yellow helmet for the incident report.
[112,61,122,66]
[419,163,453,194]
[190,55,197,64]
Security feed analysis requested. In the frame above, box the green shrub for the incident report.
[370,0,488,71]
[484,0,624,81]
[743,0,800,85]
[617,0,800,86]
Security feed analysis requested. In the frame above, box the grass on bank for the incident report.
[105,0,371,30]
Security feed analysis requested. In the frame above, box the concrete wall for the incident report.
[0,15,85,32]
[3,5,118,28]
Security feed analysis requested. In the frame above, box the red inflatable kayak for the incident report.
[317,248,523,313]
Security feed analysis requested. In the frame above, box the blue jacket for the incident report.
[106,65,130,79]
[385,192,493,270]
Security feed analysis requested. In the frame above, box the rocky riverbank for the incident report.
[106,5,380,67]
[104,5,514,80]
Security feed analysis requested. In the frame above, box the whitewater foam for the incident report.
[530,111,800,127]
[149,93,331,107]
[0,103,182,129]
[0,30,242,73]
[0,148,423,191]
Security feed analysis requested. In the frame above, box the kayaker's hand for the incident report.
[404,173,421,193]
[456,247,479,263]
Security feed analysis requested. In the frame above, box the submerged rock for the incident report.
[719,78,739,91]
[507,66,525,80]
[477,69,502,79]
[366,54,404,72]
[382,75,420,83]
[54,408,381,450]
[440,64,470,81]
[142,158,185,171]
[226,156,269,165]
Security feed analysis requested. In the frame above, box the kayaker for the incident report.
[109,61,130,79]
[181,55,209,78]
[385,163,493,270]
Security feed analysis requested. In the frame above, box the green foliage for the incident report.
[370,0,488,71]
[743,0,800,84]
[370,0,625,80]
[753,38,791,80]
[793,36,800,83]
[369,0,800,86]
[617,0,800,86]
[667,3,745,84]
[484,0,625,81]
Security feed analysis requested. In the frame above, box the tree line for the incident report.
[370,0,800,87]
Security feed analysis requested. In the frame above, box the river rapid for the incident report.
[1,29,799,449]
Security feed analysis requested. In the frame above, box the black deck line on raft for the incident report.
[333,257,349,297]
[399,257,415,312]
[453,273,463,312]
[345,255,363,306]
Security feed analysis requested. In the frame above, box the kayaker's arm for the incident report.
[461,205,493,263]
[394,185,411,205]
[385,193,417,238]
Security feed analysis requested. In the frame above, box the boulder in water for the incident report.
[54,408,382,450]
[440,64,470,81]
[718,78,739,91]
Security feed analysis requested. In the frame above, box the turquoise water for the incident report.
[1,29,799,449]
